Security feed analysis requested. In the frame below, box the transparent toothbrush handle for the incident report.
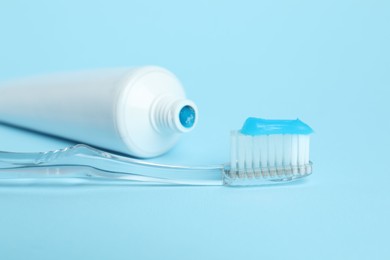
[0,144,224,185]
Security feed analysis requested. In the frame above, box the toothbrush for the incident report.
[0,118,313,186]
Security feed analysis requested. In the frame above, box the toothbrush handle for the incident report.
[0,145,223,185]
[0,166,183,185]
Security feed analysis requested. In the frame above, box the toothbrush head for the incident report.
[225,118,313,186]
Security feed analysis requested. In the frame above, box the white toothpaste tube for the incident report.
[0,66,198,158]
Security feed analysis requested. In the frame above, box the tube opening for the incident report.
[179,105,196,129]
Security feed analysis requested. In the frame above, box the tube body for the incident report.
[0,66,198,158]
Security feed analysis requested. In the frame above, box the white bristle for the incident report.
[297,135,305,166]
[267,135,276,168]
[303,135,310,164]
[230,131,238,172]
[252,136,261,172]
[291,135,298,166]
[237,133,246,176]
[229,132,311,179]
[259,135,268,168]
[306,137,310,164]
[274,134,283,167]
[283,134,292,166]
[244,135,254,177]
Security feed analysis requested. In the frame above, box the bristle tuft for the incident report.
[228,131,312,181]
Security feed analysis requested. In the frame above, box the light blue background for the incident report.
[0,0,389,259]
